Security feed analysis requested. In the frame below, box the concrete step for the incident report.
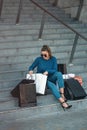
[0,45,73,57]
[0,70,26,81]
[0,17,78,25]
[0,97,18,111]
[1,12,71,19]
[0,0,80,25]
[67,67,87,81]
[0,37,86,49]
[0,28,87,37]
[0,61,87,84]
[67,64,87,73]
[0,78,23,90]
[0,18,73,24]
[0,23,86,30]
[0,95,87,121]
[0,1,84,26]
[73,57,87,65]
[0,64,86,89]
[0,52,69,64]
[0,33,76,43]
[0,35,34,42]
[2,45,84,59]
[0,66,87,86]
[1,108,87,130]
[0,0,87,107]
[0,94,57,112]
[0,89,12,98]
[0,62,29,72]
[0,59,86,78]
[0,39,73,49]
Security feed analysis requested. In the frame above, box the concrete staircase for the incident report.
[0,0,87,122]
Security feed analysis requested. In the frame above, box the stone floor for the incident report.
[0,108,87,130]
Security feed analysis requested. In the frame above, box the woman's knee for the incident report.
[55,72,64,87]
[54,71,63,78]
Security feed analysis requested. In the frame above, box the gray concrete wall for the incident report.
[58,0,79,18]
[49,0,87,23]
[79,0,87,23]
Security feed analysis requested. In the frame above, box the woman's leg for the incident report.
[55,72,67,101]
[48,72,66,101]
[54,72,64,88]
[47,80,72,109]
[48,72,64,88]
[47,80,61,99]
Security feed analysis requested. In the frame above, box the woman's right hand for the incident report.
[29,70,33,75]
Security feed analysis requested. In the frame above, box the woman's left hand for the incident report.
[43,71,48,75]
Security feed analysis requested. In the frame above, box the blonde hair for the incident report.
[41,45,52,58]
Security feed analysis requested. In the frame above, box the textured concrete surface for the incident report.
[0,108,87,130]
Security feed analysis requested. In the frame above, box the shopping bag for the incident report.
[11,79,36,107]
[26,73,47,95]
[63,73,75,79]
[74,76,83,86]
[19,83,37,107]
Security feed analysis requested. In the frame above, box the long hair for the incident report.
[41,45,52,58]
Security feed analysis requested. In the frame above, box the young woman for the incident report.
[29,45,72,110]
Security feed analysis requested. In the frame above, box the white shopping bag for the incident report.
[26,73,47,94]
[63,73,75,79]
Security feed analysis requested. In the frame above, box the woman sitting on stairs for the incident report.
[29,45,72,110]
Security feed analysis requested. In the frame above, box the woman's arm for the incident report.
[28,57,39,71]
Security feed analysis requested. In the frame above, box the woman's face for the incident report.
[41,51,50,60]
